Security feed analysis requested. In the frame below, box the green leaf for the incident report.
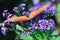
[57,3,60,13]
[0,23,2,27]
[34,29,46,40]
[15,30,20,34]
[55,13,60,23]
[56,36,60,40]
[56,3,60,23]
[50,36,60,40]
[52,30,59,35]
[50,36,56,40]
[20,34,34,40]
[16,24,24,31]
[30,33,38,40]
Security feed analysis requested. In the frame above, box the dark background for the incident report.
[0,0,20,40]
[0,0,21,21]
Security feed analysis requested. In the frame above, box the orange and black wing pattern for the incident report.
[7,4,50,22]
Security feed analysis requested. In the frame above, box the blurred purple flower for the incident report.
[33,0,39,6]
[7,14,13,18]
[22,11,30,16]
[38,12,47,19]
[7,14,15,18]
[38,19,48,31]
[45,2,51,5]
[19,3,26,7]
[22,7,26,10]
[32,23,38,30]
[22,11,26,15]
[29,5,41,11]
[2,12,5,17]
[51,0,55,2]
[2,20,9,27]
[19,4,26,10]
[48,19,55,28]
[10,22,16,28]
[1,27,8,35]
[58,0,60,2]
[23,31,29,36]
[27,27,32,30]
[13,7,19,12]
[2,23,5,27]
[2,10,10,17]
[3,10,8,12]
[29,2,51,12]
[4,20,9,24]
[45,5,56,16]
[50,6,56,16]
[51,6,56,12]
[26,12,30,16]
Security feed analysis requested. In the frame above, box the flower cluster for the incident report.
[1,27,8,35]
[1,0,56,36]
[38,19,55,31]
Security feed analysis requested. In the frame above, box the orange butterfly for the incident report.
[7,4,50,22]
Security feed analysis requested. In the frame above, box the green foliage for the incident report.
[57,3,60,13]
[18,29,53,40]
[20,34,34,40]
[15,24,24,34]
[50,36,60,40]
[56,3,60,23]
[16,24,24,31]
[0,23,2,27]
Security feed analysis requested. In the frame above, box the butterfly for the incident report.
[7,4,50,22]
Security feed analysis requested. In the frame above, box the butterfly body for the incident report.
[7,4,50,22]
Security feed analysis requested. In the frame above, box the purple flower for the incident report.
[38,12,47,19]
[2,20,9,27]
[2,12,5,17]
[19,4,26,10]
[22,7,26,10]
[2,10,8,17]
[44,7,56,16]
[3,10,8,12]
[19,4,26,7]
[2,10,10,17]
[1,27,8,35]
[23,31,29,36]
[7,14,13,18]
[13,7,19,12]
[4,20,9,24]
[50,6,56,16]
[2,23,5,27]
[10,22,16,28]
[31,23,38,30]
[51,0,55,2]
[29,5,41,11]
[46,6,56,16]
[33,0,39,6]
[22,11,30,16]
[7,14,15,18]
[27,27,32,30]
[48,19,55,28]
[51,6,56,12]
[45,2,51,5]
[38,19,48,31]
[58,0,60,2]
